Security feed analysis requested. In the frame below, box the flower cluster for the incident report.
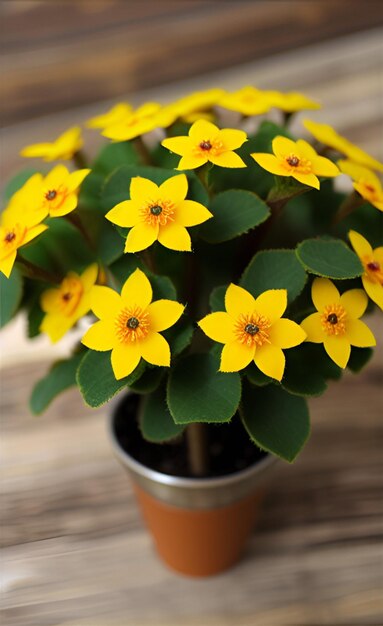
[2,83,381,463]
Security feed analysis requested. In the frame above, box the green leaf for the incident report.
[240,381,310,462]
[163,317,194,357]
[101,165,208,212]
[167,353,241,424]
[245,363,272,386]
[92,141,140,175]
[76,350,145,408]
[3,169,40,202]
[347,347,374,373]
[97,224,125,265]
[199,189,270,243]
[139,384,185,443]
[109,255,143,286]
[281,344,329,397]
[129,367,164,394]
[27,300,44,338]
[241,249,307,303]
[149,273,177,301]
[0,268,23,328]
[296,238,363,279]
[30,353,84,415]
[209,285,227,311]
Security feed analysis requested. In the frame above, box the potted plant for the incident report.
[1,86,381,577]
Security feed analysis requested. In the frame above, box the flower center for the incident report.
[1,224,26,254]
[115,306,149,343]
[367,261,380,272]
[235,313,271,348]
[45,189,57,201]
[142,199,175,227]
[4,231,16,243]
[364,258,383,284]
[284,152,312,173]
[62,292,72,302]
[199,140,212,151]
[58,276,83,316]
[286,155,300,167]
[321,304,347,336]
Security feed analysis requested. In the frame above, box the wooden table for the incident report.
[1,324,382,626]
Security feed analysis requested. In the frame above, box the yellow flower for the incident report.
[20,127,83,162]
[7,166,89,221]
[198,284,306,380]
[303,120,383,173]
[264,90,321,113]
[82,269,184,380]
[40,264,98,343]
[0,207,48,278]
[170,88,225,123]
[338,160,383,211]
[102,102,176,141]
[218,86,271,116]
[300,278,376,368]
[106,174,212,253]
[86,103,133,129]
[349,230,383,310]
[162,119,247,170]
[251,135,339,189]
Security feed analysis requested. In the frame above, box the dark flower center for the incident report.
[150,205,163,216]
[62,292,72,302]
[127,316,140,329]
[286,155,300,167]
[199,140,212,151]
[245,323,259,335]
[367,261,380,271]
[4,232,16,243]
[327,313,338,325]
[45,189,57,201]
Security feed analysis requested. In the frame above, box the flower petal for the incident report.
[269,318,307,348]
[175,200,212,226]
[312,278,340,312]
[81,320,117,351]
[253,289,287,324]
[225,283,256,318]
[81,263,98,291]
[189,119,219,141]
[209,152,246,168]
[121,268,152,309]
[161,136,192,156]
[147,299,184,332]
[362,276,383,310]
[272,136,297,159]
[40,314,73,343]
[311,156,339,178]
[49,194,78,217]
[340,289,368,319]
[22,224,48,245]
[253,344,286,381]
[40,288,59,313]
[159,174,188,204]
[111,343,141,380]
[198,312,235,343]
[177,154,207,170]
[348,230,372,259]
[140,332,170,367]
[300,312,325,343]
[218,128,247,150]
[125,222,158,253]
[292,172,320,189]
[346,319,376,347]
[157,222,191,251]
[67,169,91,192]
[20,143,52,158]
[106,201,141,227]
[130,176,159,203]
[0,251,17,278]
[220,340,254,372]
[323,335,350,368]
[91,285,122,320]
[251,153,288,176]
[43,165,69,189]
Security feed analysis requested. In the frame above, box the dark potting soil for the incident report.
[113,393,267,478]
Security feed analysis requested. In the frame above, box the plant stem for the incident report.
[186,423,209,477]
[134,136,152,165]
[72,150,88,169]
[332,191,364,226]
[66,213,95,250]
[17,256,60,283]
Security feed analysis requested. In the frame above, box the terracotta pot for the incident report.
[109,401,277,577]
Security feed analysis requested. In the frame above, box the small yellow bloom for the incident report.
[86,103,133,129]
[264,90,321,113]
[102,102,176,142]
[303,120,383,173]
[0,207,48,278]
[338,160,383,211]
[300,278,376,368]
[218,86,271,116]
[162,119,247,170]
[106,174,212,253]
[251,135,339,189]
[170,88,225,123]
[82,269,184,380]
[349,230,383,311]
[20,127,83,162]
[7,166,90,221]
[198,284,306,380]
[40,264,98,343]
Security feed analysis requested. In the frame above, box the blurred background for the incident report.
[1,2,383,626]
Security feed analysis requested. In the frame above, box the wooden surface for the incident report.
[1,323,382,626]
[2,0,383,126]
